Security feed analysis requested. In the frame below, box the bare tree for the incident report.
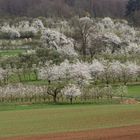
[71,17,93,57]
[0,0,128,19]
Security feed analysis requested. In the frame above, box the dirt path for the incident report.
[1,125,140,140]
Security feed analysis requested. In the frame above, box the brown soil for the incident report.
[121,99,139,104]
[1,125,140,140]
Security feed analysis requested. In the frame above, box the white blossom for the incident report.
[41,29,77,56]
[32,19,44,30]
[103,32,121,45]
[1,25,20,39]
[90,59,104,79]
[62,84,81,103]
[102,17,114,29]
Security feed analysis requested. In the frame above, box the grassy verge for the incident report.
[0,99,120,112]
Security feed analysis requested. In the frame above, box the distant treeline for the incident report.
[0,0,128,18]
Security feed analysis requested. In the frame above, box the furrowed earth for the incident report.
[1,125,140,140]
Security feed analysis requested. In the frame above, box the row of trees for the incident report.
[0,19,44,39]
[1,0,140,25]
[0,83,127,104]
[38,60,140,86]
[0,57,139,87]
[0,0,127,18]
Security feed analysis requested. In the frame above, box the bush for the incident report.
[19,27,37,38]
[0,27,20,39]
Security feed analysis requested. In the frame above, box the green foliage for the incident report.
[36,48,72,64]
[19,53,39,68]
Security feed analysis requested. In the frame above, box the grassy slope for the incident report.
[0,104,140,137]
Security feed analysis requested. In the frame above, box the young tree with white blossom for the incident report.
[62,84,81,104]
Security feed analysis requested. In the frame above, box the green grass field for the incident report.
[0,49,25,56]
[127,85,140,99]
[0,104,140,138]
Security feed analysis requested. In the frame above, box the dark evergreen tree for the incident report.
[126,0,140,25]
[126,0,140,16]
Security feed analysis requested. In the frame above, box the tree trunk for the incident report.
[70,97,73,104]
[53,94,57,104]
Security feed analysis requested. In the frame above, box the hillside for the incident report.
[0,1,140,140]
